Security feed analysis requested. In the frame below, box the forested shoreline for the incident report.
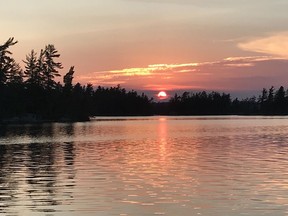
[1,37,288,123]
[165,86,288,115]
[0,38,152,122]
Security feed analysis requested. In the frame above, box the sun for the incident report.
[157,91,167,100]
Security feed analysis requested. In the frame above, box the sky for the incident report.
[2,0,288,98]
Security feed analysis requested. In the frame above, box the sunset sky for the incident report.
[2,0,288,97]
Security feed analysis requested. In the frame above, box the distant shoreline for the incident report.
[0,115,90,125]
[2,113,288,125]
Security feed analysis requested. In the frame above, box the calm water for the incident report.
[1,116,288,216]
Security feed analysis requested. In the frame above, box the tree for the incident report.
[275,86,286,114]
[63,66,75,91]
[275,86,285,102]
[24,49,43,87]
[267,86,275,113]
[259,88,268,103]
[259,88,268,114]
[6,61,23,85]
[268,86,274,103]
[0,38,18,85]
[85,83,94,97]
[43,44,62,89]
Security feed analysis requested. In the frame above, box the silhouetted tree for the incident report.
[275,86,286,114]
[0,38,18,85]
[43,44,62,89]
[267,86,275,114]
[24,50,43,87]
[6,61,23,85]
[259,88,268,103]
[63,66,74,92]
[268,86,274,102]
[258,88,268,114]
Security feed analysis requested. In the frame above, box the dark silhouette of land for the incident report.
[1,37,288,123]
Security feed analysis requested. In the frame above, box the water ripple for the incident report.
[1,116,288,215]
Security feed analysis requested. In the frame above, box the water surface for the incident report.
[1,116,288,215]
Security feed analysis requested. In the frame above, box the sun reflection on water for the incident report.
[158,117,168,163]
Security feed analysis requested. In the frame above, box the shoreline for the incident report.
[2,114,288,125]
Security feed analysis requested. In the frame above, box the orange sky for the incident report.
[2,0,288,97]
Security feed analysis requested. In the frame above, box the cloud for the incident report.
[238,32,288,58]
[76,56,288,91]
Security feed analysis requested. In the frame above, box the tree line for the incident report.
[168,86,288,115]
[0,38,152,122]
[1,37,288,123]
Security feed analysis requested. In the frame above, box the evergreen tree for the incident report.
[63,66,75,91]
[267,86,275,113]
[43,44,62,89]
[24,50,43,87]
[275,86,285,102]
[258,88,268,114]
[259,88,268,104]
[275,86,286,114]
[6,61,23,85]
[0,38,18,85]
[268,86,274,103]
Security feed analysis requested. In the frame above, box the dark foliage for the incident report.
[166,86,288,116]
[169,91,231,115]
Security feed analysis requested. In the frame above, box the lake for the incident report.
[1,116,288,216]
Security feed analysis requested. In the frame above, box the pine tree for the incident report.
[24,50,43,87]
[63,66,75,91]
[6,60,23,85]
[43,44,62,89]
[0,37,18,85]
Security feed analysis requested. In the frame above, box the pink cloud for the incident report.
[76,56,288,91]
[238,32,288,58]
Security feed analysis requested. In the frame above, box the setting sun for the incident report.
[157,91,167,99]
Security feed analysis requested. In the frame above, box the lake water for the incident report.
[1,116,288,216]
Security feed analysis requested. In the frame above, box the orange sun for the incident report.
[157,91,167,99]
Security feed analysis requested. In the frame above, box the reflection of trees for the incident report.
[64,142,75,166]
[0,124,77,214]
[0,144,25,214]
[63,141,76,188]
[0,124,53,139]
[26,143,59,209]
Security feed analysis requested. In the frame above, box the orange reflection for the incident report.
[158,117,168,162]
